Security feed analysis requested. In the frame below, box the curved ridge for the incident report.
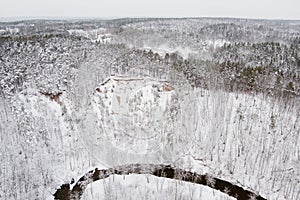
[54,164,266,200]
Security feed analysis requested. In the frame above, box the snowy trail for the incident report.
[54,164,266,200]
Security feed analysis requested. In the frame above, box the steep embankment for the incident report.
[54,164,266,200]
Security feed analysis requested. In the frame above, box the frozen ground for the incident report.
[72,73,299,199]
[81,174,236,200]
[0,18,299,200]
[1,71,298,199]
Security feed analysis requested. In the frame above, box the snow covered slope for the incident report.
[81,174,236,200]
[0,18,299,200]
[1,63,298,200]
[75,75,299,200]
[92,76,177,154]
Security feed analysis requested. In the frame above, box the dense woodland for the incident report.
[1,18,299,99]
[0,18,299,200]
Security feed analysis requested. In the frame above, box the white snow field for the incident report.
[0,19,300,200]
[72,59,298,200]
[92,76,177,154]
[0,64,299,199]
[81,174,235,200]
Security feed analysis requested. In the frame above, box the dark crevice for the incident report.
[40,91,63,105]
[54,164,266,200]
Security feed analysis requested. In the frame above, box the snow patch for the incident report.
[92,76,177,154]
[81,174,236,200]
[67,28,113,43]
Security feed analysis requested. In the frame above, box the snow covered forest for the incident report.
[0,18,299,200]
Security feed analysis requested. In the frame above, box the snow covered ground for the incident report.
[1,69,298,199]
[72,74,299,199]
[68,29,113,43]
[81,174,235,200]
[0,19,299,200]
[92,76,177,154]
[142,39,228,59]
